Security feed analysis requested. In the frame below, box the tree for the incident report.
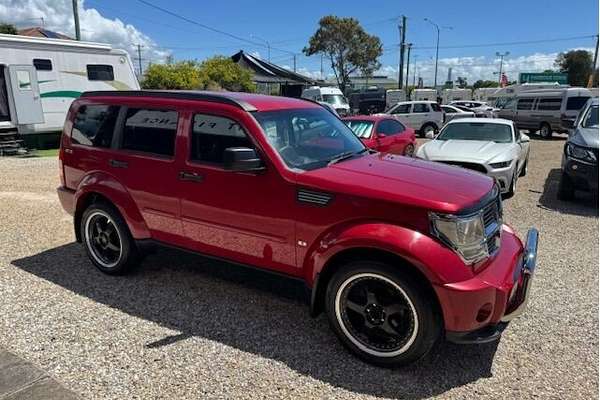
[141,61,205,90]
[473,80,499,89]
[456,76,468,88]
[0,23,17,34]
[303,16,382,93]
[199,56,255,92]
[555,50,594,87]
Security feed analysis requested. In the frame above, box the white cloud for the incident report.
[0,0,169,70]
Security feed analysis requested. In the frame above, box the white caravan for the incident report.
[0,33,138,150]
[473,87,500,103]
[412,88,438,101]
[442,88,471,103]
[301,86,350,116]
[385,89,406,108]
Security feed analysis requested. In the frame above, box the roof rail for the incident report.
[81,90,258,112]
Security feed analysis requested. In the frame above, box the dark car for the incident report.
[558,97,599,200]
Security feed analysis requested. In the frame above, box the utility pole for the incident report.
[587,34,599,88]
[496,51,509,86]
[412,55,418,87]
[72,0,81,40]
[398,15,406,89]
[137,44,143,77]
[405,43,412,90]
[320,54,323,80]
[293,54,297,73]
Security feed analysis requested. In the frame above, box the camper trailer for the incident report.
[412,88,438,101]
[0,33,139,151]
[442,88,471,104]
[473,87,500,103]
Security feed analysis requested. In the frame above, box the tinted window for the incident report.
[191,114,252,164]
[378,119,405,135]
[537,98,562,111]
[87,64,114,81]
[567,96,591,110]
[413,103,430,113]
[33,59,52,71]
[72,105,119,147]
[517,98,534,110]
[442,106,456,113]
[390,104,410,114]
[430,103,442,112]
[122,109,177,156]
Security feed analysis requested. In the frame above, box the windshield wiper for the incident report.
[327,148,368,166]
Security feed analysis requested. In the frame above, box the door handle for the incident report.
[179,171,203,183]
[64,148,73,154]
[109,159,128,168]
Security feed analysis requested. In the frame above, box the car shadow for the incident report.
[12,243,500,399]
[537,168,598,217]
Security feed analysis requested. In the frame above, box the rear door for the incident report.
[411,103,430,129]
[7,65,44,125]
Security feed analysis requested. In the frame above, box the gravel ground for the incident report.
[0,136,597,399]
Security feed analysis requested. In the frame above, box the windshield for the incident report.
[436,122,513,143]
[322,94,348,106]
[582,105,599,128]
[254,108,366,171]
[345,120,374,138]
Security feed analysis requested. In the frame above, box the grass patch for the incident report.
[31,148,59,157]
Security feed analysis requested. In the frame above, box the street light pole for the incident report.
[496,51,509,86]
[251,35,271,62]
[424,18,452,89]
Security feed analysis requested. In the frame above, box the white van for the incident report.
[0,33,139,151]
[301,86,350,116]
[496,87,593,138]
[386,101,444,136]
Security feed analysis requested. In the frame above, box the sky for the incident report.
[1,0,598,86]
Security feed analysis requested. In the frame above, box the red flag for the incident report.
[501,73,509,87]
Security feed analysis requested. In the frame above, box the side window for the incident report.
[378,119,405,135]
[412,103,429,113]
[71,104,120,147]
[430,103,442,112]
[190,113,252,165]
[16,70,32,91]
[566,96,591,111]
[537,98,562,111]
[517,98,534,110]
[122,108,177,157]
[391,104,410,114]
[87,64,114,81]
[33,59,52,71]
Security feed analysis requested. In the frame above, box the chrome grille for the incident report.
[482,195,503,255]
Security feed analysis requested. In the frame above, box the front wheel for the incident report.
[519,157,528,177]
[403,143,415,157]
[325,261,441,367]
[80,202,139,275]
[539,123,552,139]
[420,123,437,138]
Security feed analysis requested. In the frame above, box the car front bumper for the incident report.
[488,165,516,193]
[562,155,599,193]
[435,227,539,343]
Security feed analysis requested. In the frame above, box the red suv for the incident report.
[58,91,538,367]
[343,115,416,156]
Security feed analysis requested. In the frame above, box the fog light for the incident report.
[476,303,493,322]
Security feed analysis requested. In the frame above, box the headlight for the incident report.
[430,212,488,264]
[566,143,597,164]
[489,160,511,169]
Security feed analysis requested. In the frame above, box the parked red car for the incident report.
[343,115,416,156]
[58,91,538,367]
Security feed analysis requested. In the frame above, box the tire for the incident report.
[403,143,415,157]
[420,123,437,138]
[539,123,552,139]
[519,157,528,177]
[80,202,139,275]
[505,170,517,199]
[325,260,441,367]
[557,172,575,201]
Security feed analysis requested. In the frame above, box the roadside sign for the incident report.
[519,72,568,84]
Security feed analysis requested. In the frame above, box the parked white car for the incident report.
[449,100,495,118]
[441,105,475,123]
[386,101,444,136]
[416,118,530,197]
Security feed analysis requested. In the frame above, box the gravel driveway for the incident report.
[0,137,597,399]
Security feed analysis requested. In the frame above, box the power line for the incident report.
[411,35,596,50]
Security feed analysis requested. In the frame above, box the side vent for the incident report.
[297,188,333,206]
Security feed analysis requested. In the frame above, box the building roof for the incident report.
[18,27,73,40]
[231,50,318,85]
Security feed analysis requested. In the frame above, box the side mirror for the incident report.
[377,133,386,139]
[223,147,265,172]
[425,131,435,139]
[520,134,530,143]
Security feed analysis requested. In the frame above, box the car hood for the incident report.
[418,139,514,163]
[570,127,599,148]
[298,153,494,214]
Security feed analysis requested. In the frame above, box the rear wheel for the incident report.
[420,123,437,138]
[557,172,575,201]
[403,144,415,157]
[80,202,139,275]
[539,123,552,139]
[325,261,440,367]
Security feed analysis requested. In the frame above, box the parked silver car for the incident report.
[416,118,530,197]
[441,105,475,122]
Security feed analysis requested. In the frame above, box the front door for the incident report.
[177,109,298,275]
[7,65,44,125]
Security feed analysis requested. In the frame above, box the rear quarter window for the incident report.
[567,96,591,110]
[71,104,120,147]
[121,108,178,157]
[430,103,442,112]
